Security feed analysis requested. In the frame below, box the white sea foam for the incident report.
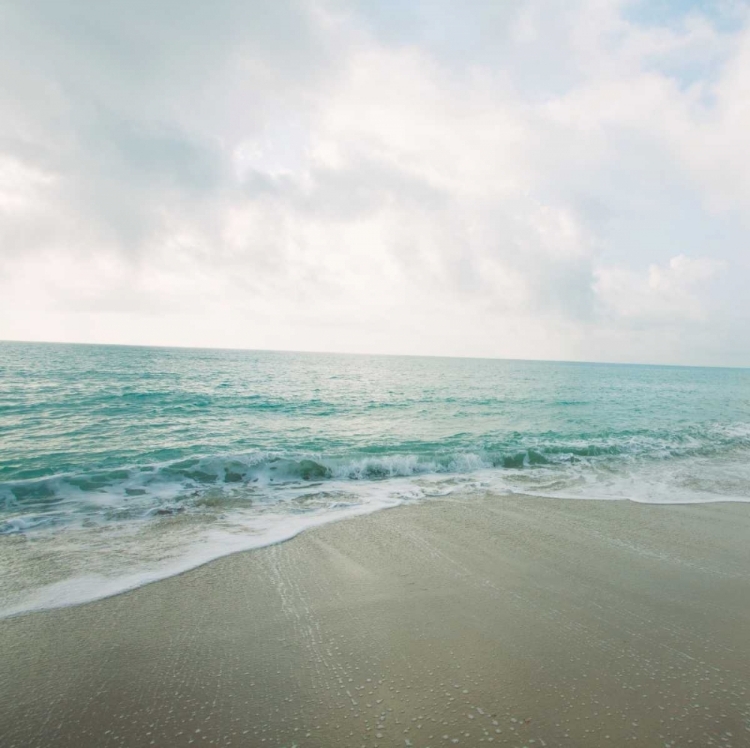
[3,452,750,618]
[0,497,402,618]
[0,475,457,618]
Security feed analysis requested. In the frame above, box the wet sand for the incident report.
[1,494,749,748]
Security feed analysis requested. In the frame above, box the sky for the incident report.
[1,0,750,366]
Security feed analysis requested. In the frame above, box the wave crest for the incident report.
[3,423,750,535]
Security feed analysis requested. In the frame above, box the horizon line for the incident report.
[1,337,747,371]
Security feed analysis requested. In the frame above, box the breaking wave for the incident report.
[3,423,750,536]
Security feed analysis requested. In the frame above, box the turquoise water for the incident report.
[2,341,750,615]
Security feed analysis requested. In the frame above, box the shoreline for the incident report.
[0,496,405,621]
[5,491,749,622]
[2,493,749,747]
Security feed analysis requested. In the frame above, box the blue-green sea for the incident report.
[2,341,750,616]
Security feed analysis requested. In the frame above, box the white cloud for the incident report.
[595,254,726,323]
[0,0,749,364]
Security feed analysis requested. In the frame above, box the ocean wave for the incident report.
[5,345,750,617]
[3,423,750,536]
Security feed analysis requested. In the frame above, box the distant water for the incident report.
[2,341,750,616]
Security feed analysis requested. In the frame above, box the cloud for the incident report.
[595,254,726,324]
[1,0,749,364]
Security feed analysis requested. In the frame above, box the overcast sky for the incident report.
[2,0,750,365]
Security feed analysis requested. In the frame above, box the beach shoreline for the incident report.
[1,494,749,747]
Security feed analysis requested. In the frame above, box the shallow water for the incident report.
[2,341,749,615]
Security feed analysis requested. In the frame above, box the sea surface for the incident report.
[2,341,749,616]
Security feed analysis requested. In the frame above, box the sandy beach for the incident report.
[1,494,749,748]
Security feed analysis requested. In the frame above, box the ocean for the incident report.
[2,341,749,616]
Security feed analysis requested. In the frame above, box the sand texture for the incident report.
[1,494,749,748]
